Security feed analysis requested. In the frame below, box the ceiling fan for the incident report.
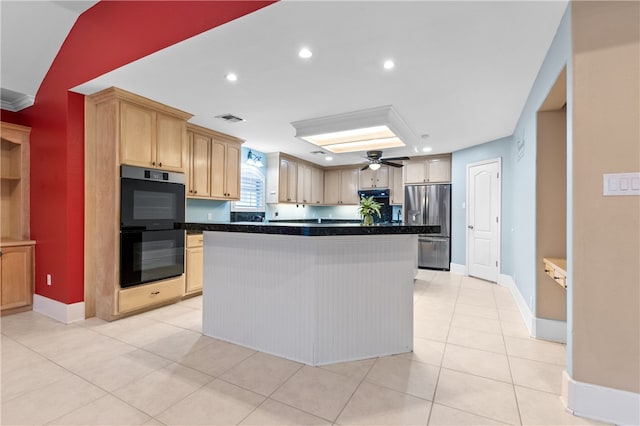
[361,150,410,171]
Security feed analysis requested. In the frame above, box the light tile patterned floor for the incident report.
[1,271,610,425]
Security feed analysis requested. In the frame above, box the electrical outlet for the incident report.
[46,274,52,286]
[207,212,213,221]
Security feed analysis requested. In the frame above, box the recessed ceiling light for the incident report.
[225,73,237,82]
[422,147,433,153]
[325,156,333,161]
[299,48,312,59]
[383,60,395,70]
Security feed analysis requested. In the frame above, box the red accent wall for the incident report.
[5,1,275,304]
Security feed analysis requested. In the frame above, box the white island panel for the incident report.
[203,231,415,365]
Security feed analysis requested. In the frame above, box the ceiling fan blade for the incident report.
[361,164,371,171]
[382,156,410,161]
[381,161,404,168]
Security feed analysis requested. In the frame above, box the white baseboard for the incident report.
[449,263,466,275]
[562,370,640,426]
[33,294,85,324]
[535,317,566,343]
[497,273,534,336]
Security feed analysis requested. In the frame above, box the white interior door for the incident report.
[467,160,500,282]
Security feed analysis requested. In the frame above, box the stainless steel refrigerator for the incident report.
[404,184,451,270]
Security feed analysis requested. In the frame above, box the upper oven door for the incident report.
[121,172,185,231]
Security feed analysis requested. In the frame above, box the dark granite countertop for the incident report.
[183,222,440,237]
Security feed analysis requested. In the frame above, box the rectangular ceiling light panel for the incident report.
[291,106,414,154]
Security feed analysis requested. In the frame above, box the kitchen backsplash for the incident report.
[186,199,230,222]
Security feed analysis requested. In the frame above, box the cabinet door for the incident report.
[1,245,33,311]
[297,164,312,204]
[287,160,298,203]
[404,161,427,184]
[210,140,226,198]
[189,133,210,197]
[390,167,404,205]
[120,102,154,168]
[324,169,341,204]
[155,113,186,172]
[224,143,241,199]
[311,167,324,204]
[278,158,289,203]
[359,168,374,189]
[427,157,451,182]
[186,247,203,293]
[375,166,390,188]
[340,168,360,204]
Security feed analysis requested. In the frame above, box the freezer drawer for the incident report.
[418,237,450,270]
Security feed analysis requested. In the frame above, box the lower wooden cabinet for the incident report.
[185,234,203,295]
[118,276,184,314]
[0,241,35,315]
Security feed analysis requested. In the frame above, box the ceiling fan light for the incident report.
[369,163,381,171]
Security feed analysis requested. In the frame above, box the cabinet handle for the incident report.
[159,162,163,167]
[150,291,160,295]
[194,190,197,194]
[152,161,156,166]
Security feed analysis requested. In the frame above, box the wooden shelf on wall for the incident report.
[543,257,567,289]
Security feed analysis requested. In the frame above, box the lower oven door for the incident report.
[120,229,185,288]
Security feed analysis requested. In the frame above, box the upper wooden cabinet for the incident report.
[359,166,389,189]
[311,166,324,205]
[324,168,360,205]
[1,122,30,241]
[266,153,323,204]
[120,99,190,172]
[404,155,451,184]
[186,124,243,201]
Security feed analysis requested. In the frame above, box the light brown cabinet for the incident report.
[185,234,203,295]
[211,139,241,200]
[324,168,360,205]
[187,124,243,201]
[404,155,451,184]
[266,153,324,205]
[86,87,193,321]
[0,242,35,315]
[187,131,211,197]
[120,101,188,172]
[359,166,389,189]
[1,122,34,316]
[297,163,313,204]
[390,166,404,205]
[277,157,297,203]
[311,166,324,204]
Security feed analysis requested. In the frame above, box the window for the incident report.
[231,165,265,211]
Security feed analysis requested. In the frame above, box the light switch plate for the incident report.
[603,172,640,196]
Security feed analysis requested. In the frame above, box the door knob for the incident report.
[468,225,474,229]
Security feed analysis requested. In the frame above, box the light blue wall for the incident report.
[451,137,513,274]
[186,199,231,222]
[449,5,571,369]
[510,4,571,319]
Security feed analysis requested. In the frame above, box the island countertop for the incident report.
[183,222,440,236]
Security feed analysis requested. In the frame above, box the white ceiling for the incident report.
[2,1,568,167]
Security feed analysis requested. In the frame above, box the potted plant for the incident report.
[358,195,382,226]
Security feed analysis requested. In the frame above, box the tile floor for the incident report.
[1,271,609,425]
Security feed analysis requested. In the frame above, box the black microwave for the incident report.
[120,165,185,231]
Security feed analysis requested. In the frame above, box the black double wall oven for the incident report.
[120,165,185,288]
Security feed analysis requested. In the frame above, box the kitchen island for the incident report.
[184,222,439,366]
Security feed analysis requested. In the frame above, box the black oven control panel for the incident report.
[121,164,185,184]
[145,170,169,181]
